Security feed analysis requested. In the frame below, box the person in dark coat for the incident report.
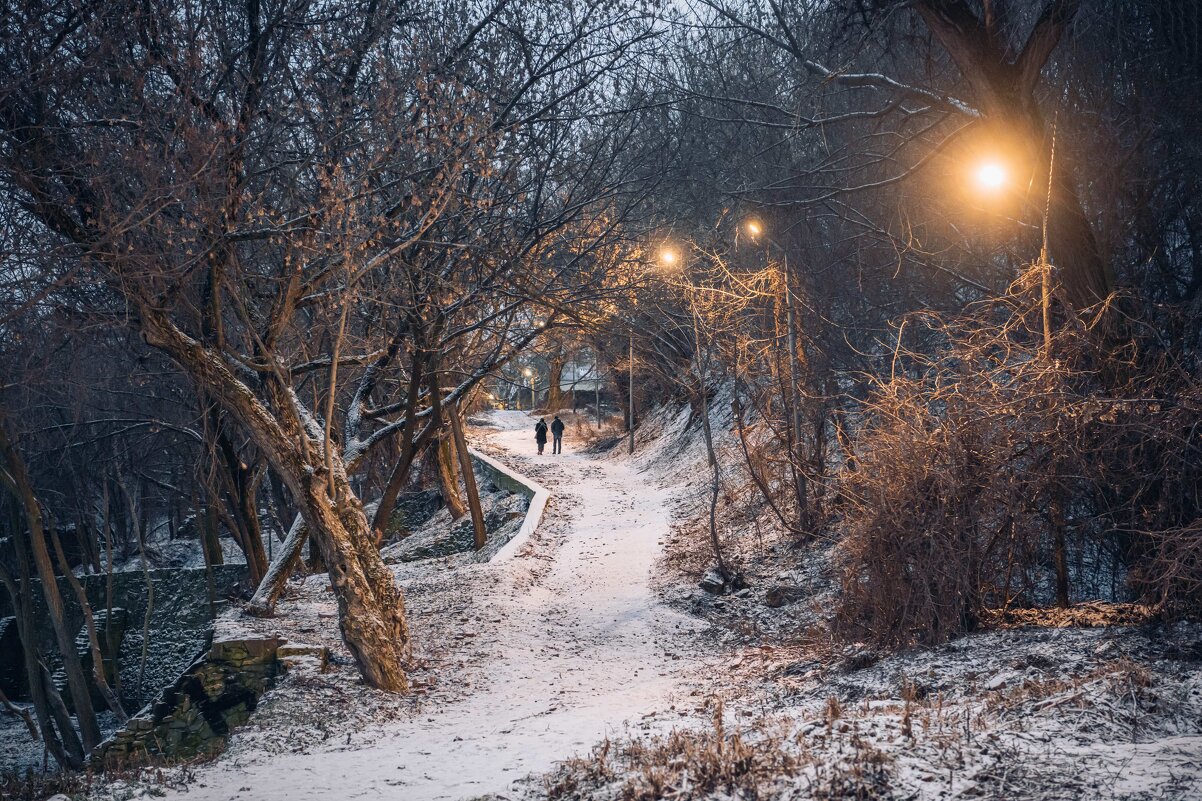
[534,418,548,454]
[550,415,565,454]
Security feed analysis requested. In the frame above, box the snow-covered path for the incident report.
[169,410,705,801]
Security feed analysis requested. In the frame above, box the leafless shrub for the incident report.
[834,278,1202,646]
[0,771,91,801]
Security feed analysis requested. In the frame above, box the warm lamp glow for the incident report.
[523,368,532,377]
[658,247,679,266]
[974,160,1008,193]
[745,220,763,237]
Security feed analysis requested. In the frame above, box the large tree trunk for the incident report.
[137,307,410,692]
[291,464,410,691]
[546,354,565,413]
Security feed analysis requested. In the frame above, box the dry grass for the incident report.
[571,415,626,453]
[544,701,801,801]
[980,601,1157,629]
[0,770,93,801]
[540,698,901,801]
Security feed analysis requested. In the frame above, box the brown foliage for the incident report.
[834,279,1202,646]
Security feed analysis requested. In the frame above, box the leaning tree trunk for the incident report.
[290,462,410,691]
[49,521,127,721]
[370,349,429,543]
[434,434,467,519]
[242,449,410,689]
[0,514,82,770]
[137,307,410,692]
[448,404,487,549]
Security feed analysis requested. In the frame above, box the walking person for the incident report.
[534,417,548,455]
[550,415,565,455]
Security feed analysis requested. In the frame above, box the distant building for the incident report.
[559,358,604,393]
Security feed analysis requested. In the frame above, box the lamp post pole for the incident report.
[628,331,635,454]
[529,374,535,410]
[748,224,808,531]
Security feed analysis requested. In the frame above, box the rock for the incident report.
[985,673,1008,691]
[764,585,802,608]
[734,588,753,599]
[279,642,330,671]
[839,647,879,673]
[698,569,726,595]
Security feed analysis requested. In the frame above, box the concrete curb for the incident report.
[468,447,550,563]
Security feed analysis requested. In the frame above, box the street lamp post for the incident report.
[746,221,807,527]
[523,368,535,410]
[627,332,634,453]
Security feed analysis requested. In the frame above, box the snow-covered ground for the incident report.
[535,401,1202,801]
[54,403,1202,801]
[130,409,713,801]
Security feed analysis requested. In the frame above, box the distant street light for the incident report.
[523,368,535,409]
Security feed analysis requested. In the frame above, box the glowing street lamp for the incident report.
[969,153,1053,356]
[745,219,763,238]
[973,159,1008,193]
[523,368,535,410]
[629,244,683,453]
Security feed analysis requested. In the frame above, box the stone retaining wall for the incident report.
[471,449,537,500]
[91,636,285,767]
[0,565,247,710]
[469,448,550,562]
